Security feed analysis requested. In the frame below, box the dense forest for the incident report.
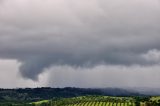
[0,87,141,103]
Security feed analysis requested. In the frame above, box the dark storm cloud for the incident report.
[0,0,160,80]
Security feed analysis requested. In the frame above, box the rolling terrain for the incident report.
[0,88,160,106]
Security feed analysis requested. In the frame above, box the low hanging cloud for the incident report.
[46,64,160,88]
[142,49,160,63]
[0,0,160,81]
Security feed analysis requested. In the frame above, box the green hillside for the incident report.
[1,95,160,106]
[32,96,136,106]
[32,96,160,106]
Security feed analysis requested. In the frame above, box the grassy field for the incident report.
[32,100,49,105]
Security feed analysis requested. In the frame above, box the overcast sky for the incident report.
[0,0,160,88]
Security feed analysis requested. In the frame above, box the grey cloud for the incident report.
[19,57,53,80]
[0,0,160,80]
[46,65,160,88]
[142,49,160,63]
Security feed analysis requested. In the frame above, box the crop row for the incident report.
[65,102,135,106]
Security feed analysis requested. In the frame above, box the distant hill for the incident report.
[127,87,160,96]
[0,87,142,102]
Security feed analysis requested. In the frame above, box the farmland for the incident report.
[33,96,136,106]
[31,96,160,106]
[0,88,160,106]
[1,95,160,106]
